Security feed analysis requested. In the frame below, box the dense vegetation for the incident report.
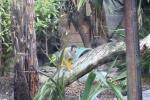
[0,0,150,100]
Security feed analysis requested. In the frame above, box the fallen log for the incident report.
[60,34,150,85]
[35,34,150,99]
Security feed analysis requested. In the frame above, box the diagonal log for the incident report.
[61,34,150,85]
[41,34,150,85]
[35,34,150,99]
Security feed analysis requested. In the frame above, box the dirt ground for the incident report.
[65,75,150,100]
[0,77,14,100]
[0,74,150,100]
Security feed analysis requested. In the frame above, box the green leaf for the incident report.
[108,81,124,100]
[113,70,127,81]
[110,56,118,69]
[88,82,108,100]
[97,72,109,86]
[77,0,86,11]
[58,49,65,65]
[81,72,96,100]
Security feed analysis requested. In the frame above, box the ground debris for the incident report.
[0,77,14,100]
[65,81,85,97]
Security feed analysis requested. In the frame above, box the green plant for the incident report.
[34,72,66,100]
[0,0,11,45]
[0,0,13,76]
[142,48,150,74]
[81,72,96,100]
[35,0,65,66]
[34,57,127,100]
[34,50,67,100]
[35,0,64,33]
[81,59,126,100]
[77,0,103,11]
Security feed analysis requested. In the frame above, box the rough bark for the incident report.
[12,0,39,99]
[14,62,32,100]
[96,8,108,40]
[0,15,2,75]
[67,0,92,47]
[25,0,39,97]
[70,12,91,47]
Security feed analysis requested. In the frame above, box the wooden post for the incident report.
[124,0,142,99]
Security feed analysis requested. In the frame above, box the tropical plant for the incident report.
[34,50,66,100]
[34,72,66,100]
[35,0,65,33]
[0,0,13,76]
[80,58,127,100]
[141,48,150,74]
[34,69,127,100]
[0,0,11,48]
[34,57,127,100]
[35,0,66,66]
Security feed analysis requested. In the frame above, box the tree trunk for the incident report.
[25,0,39,97]
[67,0,92,47]
[14,62,32,100]
[0,13,5,76]
[0,15,2,76]
[70,12,91,47]
[12,0,39,99]
[96,8,107,40]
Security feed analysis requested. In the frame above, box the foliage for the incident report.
[81,72,108,100]
[81,72,96,100]
[143,16,150,32]
[0,0,13,75]
[86,59,127,100]
[35,0,64,33]
[141,48,150,74]
[77,0,103,11]
[0,0,11,46]
[48,49,65,68]
[34,58,127,100]
[34,49,73,99]
[34,49,67,100]
[77,0,87,10]
[34,72,66,100]
[49,48,74,71]
[139,16,150,39]
[0,0,66,74]
[35,0,65,66]
[73,58,127,100]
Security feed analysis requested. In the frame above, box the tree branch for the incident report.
[54,34,150,86]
